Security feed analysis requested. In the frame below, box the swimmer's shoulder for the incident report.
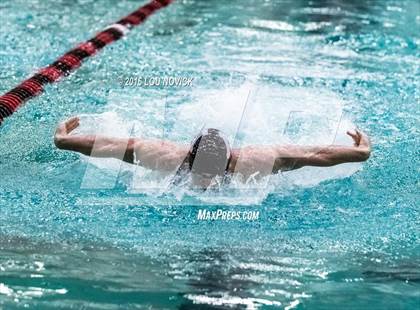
[133,138,186,151]
[132,138,189,171]
[228,146,279,176]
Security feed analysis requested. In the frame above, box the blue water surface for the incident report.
[0,0,419,309]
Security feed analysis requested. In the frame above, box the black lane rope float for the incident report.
[0,0,174,126]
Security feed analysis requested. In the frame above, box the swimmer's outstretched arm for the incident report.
[275,130,371,171]
[54,117,188,171]
[54,116,136,163]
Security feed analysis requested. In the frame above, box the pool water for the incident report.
[0,0,419,309]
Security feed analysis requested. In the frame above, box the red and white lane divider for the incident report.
[0,0,174,125]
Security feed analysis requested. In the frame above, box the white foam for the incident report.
[75,83,361,204]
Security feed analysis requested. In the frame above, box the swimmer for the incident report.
[54,116,371,189]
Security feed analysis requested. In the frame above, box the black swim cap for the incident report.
[189,128,231,176]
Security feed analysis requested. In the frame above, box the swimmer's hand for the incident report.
[346,129,371,150]
[55,116,80,137]
[346,129,371,161]
[54,116,80,148]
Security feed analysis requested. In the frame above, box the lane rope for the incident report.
[0,0,173,125]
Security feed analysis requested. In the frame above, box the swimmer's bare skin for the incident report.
[54,116,189,172]
[54,116,371,178]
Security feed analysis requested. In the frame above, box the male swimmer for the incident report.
[54,116,371,189]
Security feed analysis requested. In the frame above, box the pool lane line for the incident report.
[0,0,174,126]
